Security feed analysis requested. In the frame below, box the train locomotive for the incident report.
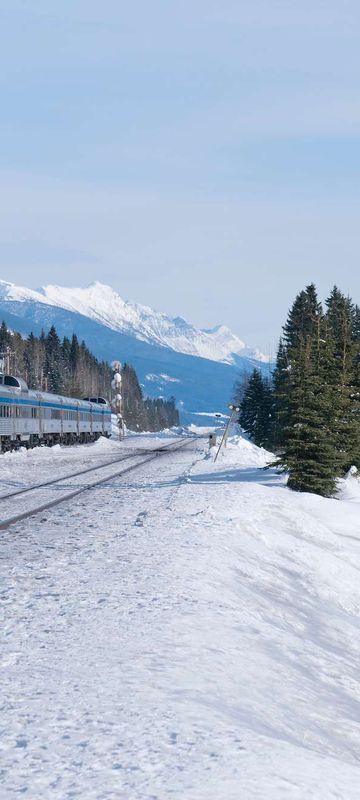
[0,374,112,452]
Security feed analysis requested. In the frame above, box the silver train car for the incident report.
[0,374,112,452]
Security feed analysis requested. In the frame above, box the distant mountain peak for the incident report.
[0,277,270,365]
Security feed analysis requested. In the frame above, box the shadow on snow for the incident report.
[110,466,284,492]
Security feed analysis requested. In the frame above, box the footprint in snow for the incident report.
[134,511,148,527]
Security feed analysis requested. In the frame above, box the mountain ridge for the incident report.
[0,278,271,424]
[0,279,269,366]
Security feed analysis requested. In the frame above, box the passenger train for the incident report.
[0,374,112,452]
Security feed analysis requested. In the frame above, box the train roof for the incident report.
[32,390,93,408]
[0,374,29,391]
[0,375,97,408]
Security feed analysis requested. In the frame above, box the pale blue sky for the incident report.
[0,1,360,352]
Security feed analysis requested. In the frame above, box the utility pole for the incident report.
[111,360,124,440]
[214,404,240,462]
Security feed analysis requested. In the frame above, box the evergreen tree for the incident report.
[270,339,289,449]
[352,305,360,342]
[325,287,360,471]
[273,286,340,496]
[278,283,324,450]
[121,364,147,430]
[0,320,11,351]
[143,397,180,431]
[24,332,40,388]
[283,283,321,352]
[45,326,64,393]
[239,369,272,448]
[282,315,341,496]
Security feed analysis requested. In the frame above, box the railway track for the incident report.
[0,436,197,532]
[0,444,185,501]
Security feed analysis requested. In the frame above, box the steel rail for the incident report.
[0,437,196,531]
[0,444,178,502]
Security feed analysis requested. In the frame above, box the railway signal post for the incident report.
[111,360,125,440]
[214,404,240,462]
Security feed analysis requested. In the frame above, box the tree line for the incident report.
[121,363,179,431]
[235,285,360,496]
[0,322,179,432]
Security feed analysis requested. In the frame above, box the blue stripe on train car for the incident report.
[0,395,112,415]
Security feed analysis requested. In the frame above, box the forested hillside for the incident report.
[236,285,360,497]
[0,322,179,432]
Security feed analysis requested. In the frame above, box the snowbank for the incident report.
[337,466,360,502]
[2,432,360,798]
[211,433,274,467]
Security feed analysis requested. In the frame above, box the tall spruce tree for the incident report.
[45,326,64,393]
[273,286,341,496]
[283,283,321,352]
[284,316,341,496]
[325,287,360,472]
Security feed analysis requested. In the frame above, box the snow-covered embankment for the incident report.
[1,432,360,799]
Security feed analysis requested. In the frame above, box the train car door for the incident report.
[37,394,43,438]
[76,402,80,436]
[11,395,16,440]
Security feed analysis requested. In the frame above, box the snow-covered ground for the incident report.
[1,432,360,799]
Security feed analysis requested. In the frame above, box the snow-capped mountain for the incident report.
[0,278,271,424]
[0,280,269,366]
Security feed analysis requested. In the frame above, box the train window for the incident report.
[17,406,29,418]
[4,376,21,388]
